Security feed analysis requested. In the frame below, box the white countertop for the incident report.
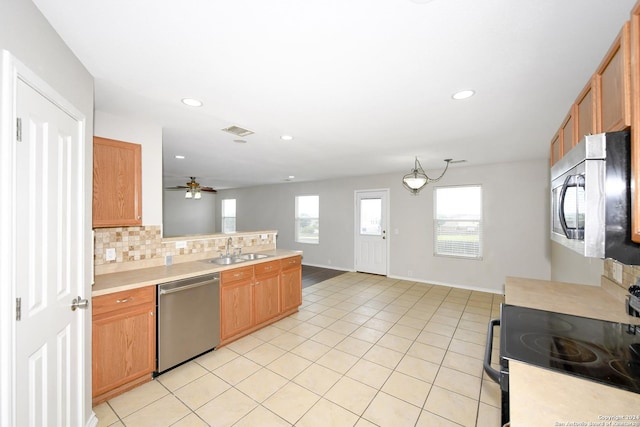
[92,249,302,296]
[505,276,640,426]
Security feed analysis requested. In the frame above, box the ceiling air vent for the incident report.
[222,125,254,137]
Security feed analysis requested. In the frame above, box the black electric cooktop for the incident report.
[500,304,640,394]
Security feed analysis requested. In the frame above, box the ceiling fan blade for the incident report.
[165,185,189,190]
[201,187,217,193]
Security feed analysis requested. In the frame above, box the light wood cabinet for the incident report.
[630,2,640,242]
[550,21,631,166]
[550,131,562,166]
[93,136,142,228]
[92,286,155,405]
[575,78,598,141]
[560,110,575,157]
[219,256,302,346]
[595,21,631,133]
[281,256,302,312]
[220,266,254,340]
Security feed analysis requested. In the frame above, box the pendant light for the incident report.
[402,157,452,195]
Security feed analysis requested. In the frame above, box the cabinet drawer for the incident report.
[281,256,301,270]
[93,286,155,317]
[254,260,280,277]
[221,266,254,284]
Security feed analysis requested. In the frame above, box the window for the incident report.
[434,185,482,259]
[221,199,236,233]
[295,195,319,244]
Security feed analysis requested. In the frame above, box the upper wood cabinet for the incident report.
[93,136,142,228]
[550,21,632,166]
[560,110,575,156]
[630,2,640,242]
[575,77,598,142]
[595,21,631,133]
[550,131,562,166]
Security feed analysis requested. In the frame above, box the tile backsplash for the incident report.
[603,258,640,292]
[94,226,277,275]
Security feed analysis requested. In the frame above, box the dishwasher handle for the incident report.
[159,278,219,296]
[483,318,501,384]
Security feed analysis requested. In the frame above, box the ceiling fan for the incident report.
[165,177,217,199]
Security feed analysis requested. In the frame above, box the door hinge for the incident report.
[16,297,21,321]
[16,117,22,142]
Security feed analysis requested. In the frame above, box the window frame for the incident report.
[433,185,483,260]
[221,198,236,234]
[295,195,320,245]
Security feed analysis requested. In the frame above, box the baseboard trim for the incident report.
[301,262,353,272]
[387,274,505,295]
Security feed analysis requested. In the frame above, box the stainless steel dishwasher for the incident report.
[157,273,220,374]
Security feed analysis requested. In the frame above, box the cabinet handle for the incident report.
[265,266,272,270]
[233,273,242,278]
[150,311,154,316]
[116,297,134,304]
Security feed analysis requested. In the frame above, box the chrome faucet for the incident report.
[226,237,232,256]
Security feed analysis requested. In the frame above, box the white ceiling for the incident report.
[32,0,636,189]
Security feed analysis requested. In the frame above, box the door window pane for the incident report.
[434,186,482,259]
[360,198,382,236]
[295,195,319,244]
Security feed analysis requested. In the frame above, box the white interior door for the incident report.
[355,190,388,275]
[14,77,86,426]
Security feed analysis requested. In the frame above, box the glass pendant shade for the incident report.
[402,157,452,195]
[194,191,202,199]
[185,190,193,199]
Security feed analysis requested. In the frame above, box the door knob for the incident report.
[71,296,89,311]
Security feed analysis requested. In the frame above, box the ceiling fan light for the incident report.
[185,190,193,199]
[194,191,202,199]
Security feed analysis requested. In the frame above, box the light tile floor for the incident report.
[94,272,504,427]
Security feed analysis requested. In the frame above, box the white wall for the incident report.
[216,158,550,293]
[550,241,603,285]
[94,110,163,227]
[0,1,94,425]
[163,189,217,237]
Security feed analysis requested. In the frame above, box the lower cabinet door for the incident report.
[281,266,302,312]
[92,305,155,400]
[254,274,280,324]
[220,279,253,340]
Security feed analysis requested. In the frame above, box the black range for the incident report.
[484,304,640,425]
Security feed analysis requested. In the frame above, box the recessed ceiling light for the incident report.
[181,98,203,107]
[288,175,295,179]
[175,155,185,159]
[234,139,247,144]
[280,135,294,141]
[452,90,475,100]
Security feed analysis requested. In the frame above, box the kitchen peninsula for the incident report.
[91,229,303,405]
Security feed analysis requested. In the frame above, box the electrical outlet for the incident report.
[613,261,623,283]
[175,241,187,249]
[105,248,116,261]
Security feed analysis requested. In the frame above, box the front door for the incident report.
[14,77,86,425]
[355,190,388,275]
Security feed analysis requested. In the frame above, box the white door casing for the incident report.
[354,190,389,275]
[0,51,88,427]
